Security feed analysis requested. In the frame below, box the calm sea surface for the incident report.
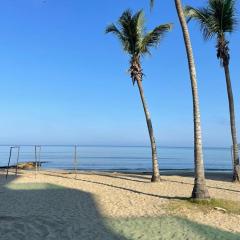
[0,145,233,172]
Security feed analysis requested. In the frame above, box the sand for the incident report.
[0,170,239,239]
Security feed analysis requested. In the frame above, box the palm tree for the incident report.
[185,0,240,183]
[106,10,171,182]
[150,0,210,198]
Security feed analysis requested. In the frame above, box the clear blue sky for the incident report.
[0,0,239,147]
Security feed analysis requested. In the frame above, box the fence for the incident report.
[3,145,79,179]
[1,145,233,179]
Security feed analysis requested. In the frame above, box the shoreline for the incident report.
[2,167,234,181]
[43,168,235,175]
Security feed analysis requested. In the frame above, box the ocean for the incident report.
[0,145,233,172]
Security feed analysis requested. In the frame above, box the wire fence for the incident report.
[3,145,79,179]
[0,145,233,178]
[0,145,232,170]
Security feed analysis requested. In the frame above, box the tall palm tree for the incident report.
[150,0,210,198]
[185,0,240,182]
[106,9,172,182]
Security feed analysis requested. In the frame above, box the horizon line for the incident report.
[0,144,231,149]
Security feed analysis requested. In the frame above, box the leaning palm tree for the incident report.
[185,0,240,182]
[106,9,171,182]
[150,0,210,198]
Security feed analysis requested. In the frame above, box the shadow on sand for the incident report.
[0,174,126,240]
[0,173,239,240]
[58,170,240,194]
[92,171,240,194]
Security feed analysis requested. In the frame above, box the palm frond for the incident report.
[133,10,145,39]
[106,9,171,57]
[133,10,145,53]
[141,24,172,53]
[185,0,237,40]
[105,23,123,40]
[119,9,138,54]
[185,6,214,40]
[105,23,127,50]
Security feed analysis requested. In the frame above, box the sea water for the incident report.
[0,145,232,172]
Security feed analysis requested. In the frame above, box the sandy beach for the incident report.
[0,169,239,239]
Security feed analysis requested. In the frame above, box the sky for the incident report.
[0,0,240,147]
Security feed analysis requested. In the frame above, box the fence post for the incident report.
[35,145,37,178]
[6,147,13,180]
[15,146,20,176]
[74,145,77,179]
[38,146,41,172]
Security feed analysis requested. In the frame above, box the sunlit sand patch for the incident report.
[4,183,64,190]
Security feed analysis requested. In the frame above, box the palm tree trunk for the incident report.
[174,0,210,199]
[223,62,240,182]
[137,79,160,182]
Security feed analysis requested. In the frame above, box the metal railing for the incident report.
[5,145,79,179]
[1,145,233,179]
[6,146,20,179]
